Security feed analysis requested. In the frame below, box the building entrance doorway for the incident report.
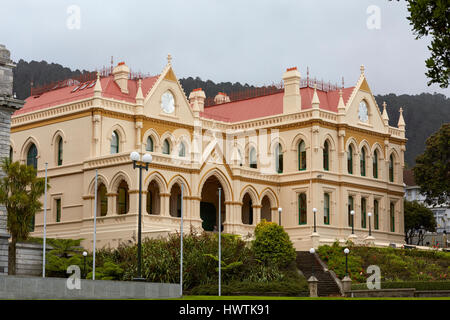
[200,202,216,231]
[200,175,226,232]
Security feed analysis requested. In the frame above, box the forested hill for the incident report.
[12,60,450,167]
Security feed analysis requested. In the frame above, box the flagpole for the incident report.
[180,183,184,297]
[42,162,48,278]
[93,169,98,280]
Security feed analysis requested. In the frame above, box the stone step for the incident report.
[296,251,341,296]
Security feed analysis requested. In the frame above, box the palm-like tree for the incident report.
[0,159,47,275]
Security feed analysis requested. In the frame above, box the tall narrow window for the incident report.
[9,146,12,161]
[373,150,378,178]
[57,137,63,166]
[389,154,394,182]
[56,198,61,222]
[179,142,186,157]
[323,141,329,171]
[117,181,129,214]
[298,193,307,225]
[298,140,306,170]
[360,148,366,176]
[347,145,353,174]
[361,198,367,228]
[374,199,379,230]
[249,147,257,169]
[348,196,354,227]
[27,143,38,170]
[162,139,170,155]
[99,184,108,216]
[324,193,330,225]
[275,143,283,173]
[146,136,154,152]
[111,131,119,154]
[147,190,153,214]
[390,202,395,232]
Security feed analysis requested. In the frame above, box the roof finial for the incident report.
[382,101,389,124]
[398,107,405,128]
[311,83,320,108]
[360,64,365,75]
[167,53,172,65]
[341,76,344,89]
[94,71,102,95]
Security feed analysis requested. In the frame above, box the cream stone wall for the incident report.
[10,60,407,251]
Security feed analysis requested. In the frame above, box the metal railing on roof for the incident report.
[203,77,340,107]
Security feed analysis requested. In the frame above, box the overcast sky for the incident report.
[2,0,448,96]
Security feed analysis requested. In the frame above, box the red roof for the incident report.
[201,86,354,122]
[403,169,416,187]
[14,75,159,116]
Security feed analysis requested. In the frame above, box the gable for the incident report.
[143,66,195,126]
[344,77,385,133]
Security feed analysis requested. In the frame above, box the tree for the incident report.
[404,199,436,244]
[0,159,47,275]
[414,123,450,206]
[403,0,450,88]
[252,219,296,267]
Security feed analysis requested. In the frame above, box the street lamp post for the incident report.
[309,247,315,277]
[344,248,350,276]
[313,208,317,233]
[130,151,152,281]
[278,207,282,226]
[82,251,87,279]
[368,212,372,236]
[350,210,355,234]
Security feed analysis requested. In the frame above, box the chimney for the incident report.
[282,67,301,113]
[112,62,130,93]
[214,92,230,105]
[189,88,206,114]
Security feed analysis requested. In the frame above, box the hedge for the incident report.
[351,281,450,291]
[190,280,309,296]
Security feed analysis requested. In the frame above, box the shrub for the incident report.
[252,220,296,267]
[190,279,309,296]
[317,241,450,283]
[87,260,123,280]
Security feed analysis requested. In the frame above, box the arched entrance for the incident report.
[200,175,225,231]
[169,183,182,217]
[147,180,160,215]
[261,195,272,222]
[241,193,253,225]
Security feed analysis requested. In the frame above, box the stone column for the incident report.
[161,193,171,217]
[342,276,352,296]
[308,276,319,297]
[252,204,262,225]
[0,44,25,275]
[106,193,117,215]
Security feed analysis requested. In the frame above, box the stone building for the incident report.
[0,44,24,274]
[10,56,407,251]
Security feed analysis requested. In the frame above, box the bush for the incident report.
[87,261,123,280]
[317,241,450,283]
[252,220,296,268]
[190,279,309,296]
